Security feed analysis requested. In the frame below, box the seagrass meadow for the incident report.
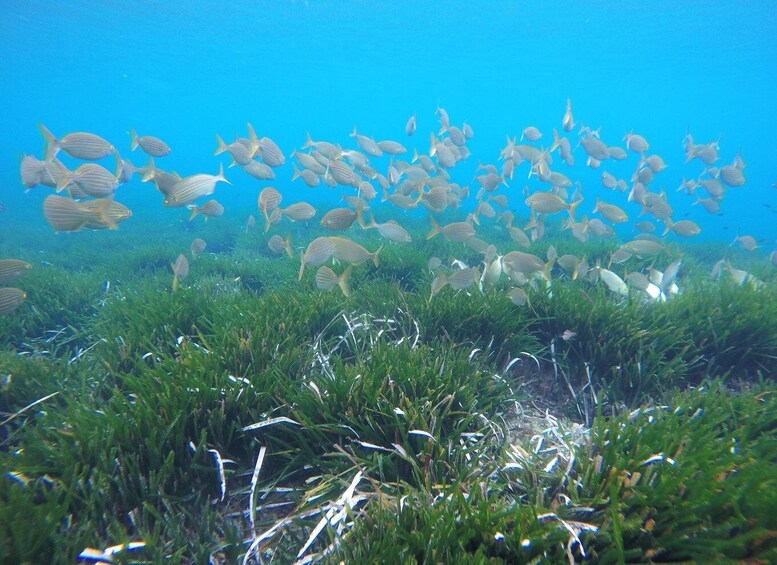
[1,215,776,564]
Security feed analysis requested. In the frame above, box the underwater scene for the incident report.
[1,1,777,563]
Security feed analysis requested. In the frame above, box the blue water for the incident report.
[1,1,776,244]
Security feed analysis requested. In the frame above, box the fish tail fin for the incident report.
[543,258,555,282]
[303,131,314,149]
[141,157,156,182]
[355,200,368,229]
[217,162,231,185]
[214,134,227,156]
[662,219,672,237]
[568,198,582,222]
[411,148,419,163]
[130,129,139,151]
[298,255,306,281]
[338,265,352,297]
[291,164,301,181]
[372,245,383,268]
[263,207,280,230]
[523,213,536,231]
[96,197,117,230]
[430,274,447,299]
[350,125,357,138]
[550,128,560,152]
[38,124,58,160]
[247,122,257,142]
[187,205,200,221]
[284,234,294,258]
[51,158,71,192]
[426,216,441,240]
[113,152,123,178]
[429,132,437,157]
[471,204,482,226]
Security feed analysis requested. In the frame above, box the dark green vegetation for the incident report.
[1,215,776,563]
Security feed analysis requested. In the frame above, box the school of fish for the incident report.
[11,100,777,313]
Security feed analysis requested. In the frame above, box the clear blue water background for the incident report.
[1,1,775,245]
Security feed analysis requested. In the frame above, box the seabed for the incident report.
[1,212,776,564]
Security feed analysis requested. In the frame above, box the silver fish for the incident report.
[377,140,407,154]
[299,237,335,280]
[39,124,115,160]
[350,127,382,157]
[164,163,230,207]
[242,160,276,180]
[130,129,171,157]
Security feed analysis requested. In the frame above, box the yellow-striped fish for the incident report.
[426,217,475,242]
[320,208,358,231]
[43,195,127,231]
[164,164,230,207]
[130,129,171,157]
[315,265,352,297]
[80,198,132,229]
[258,187,282,221]
[268,234,294,258]
[39,124,115,160]
[188,199,224,221]
[190,238,207,259]
[0,287,27,316]
[299,237,335,281]
[281,202,316,222]
[593,197,629,223]
[327,237,381,267]
[0,259,32,285]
